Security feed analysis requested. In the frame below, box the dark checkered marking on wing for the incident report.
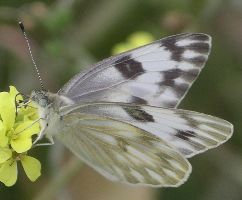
[157,68,201,99]
[163,68,200,82]
[162,36,184,62]
[186,42,210,54]
[162,33,210,65]
[185,56,206,66]
[122,106,154,122]
[158,79,189,98]
[161,37,185,62]
[182,69,200,82]
[163,68,183,80]
[115,55,145,79]
[189,34,209,41]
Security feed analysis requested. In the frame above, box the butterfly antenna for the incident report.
[19,21,45,90]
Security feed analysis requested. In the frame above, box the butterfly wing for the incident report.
[59,33,211,108]
[56,112,191,187]
[60,102,233,158]
[53,33,232,187]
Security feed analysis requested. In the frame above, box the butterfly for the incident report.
[29,33,233,187]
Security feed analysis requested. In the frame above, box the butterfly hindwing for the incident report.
[59,33,211,108]
[56,112,191,187]
[61,102,233,158]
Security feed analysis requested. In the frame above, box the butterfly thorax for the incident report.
[30,89,74,137]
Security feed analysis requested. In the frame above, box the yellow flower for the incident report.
[20,155,41,182]
[0,86,41,186]
[10,120,40,153]
[112,31,154,55]
[0,86,40,153]
[0,159,17,187]
[0,155,41,186]
[0,147,12,163]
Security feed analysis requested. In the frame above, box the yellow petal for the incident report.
[21,155,41,182]
[19,102,39,121]
[0,159,17,186]
[11,138,32,153]
[0,92,15,130]
[0,148,12,163]
[14,120,40,138]
[0,121,8,147]
[9,86,22,102]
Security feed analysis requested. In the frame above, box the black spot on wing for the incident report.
[176,130,205,151]
[123,106,154,122]
[130,96,148,105]
[176,130,196,141]
[115,55,145,79]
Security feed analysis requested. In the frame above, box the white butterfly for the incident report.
[30,33,233,187]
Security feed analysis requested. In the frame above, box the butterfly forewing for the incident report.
[56,112,191,187]
[59,33,211,108]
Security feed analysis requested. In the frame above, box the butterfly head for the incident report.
[30,89,51,108]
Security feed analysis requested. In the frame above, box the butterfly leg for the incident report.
[33,136,54,147]
[32,118,48,145]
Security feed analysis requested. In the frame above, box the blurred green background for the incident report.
[0,0,242,200]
